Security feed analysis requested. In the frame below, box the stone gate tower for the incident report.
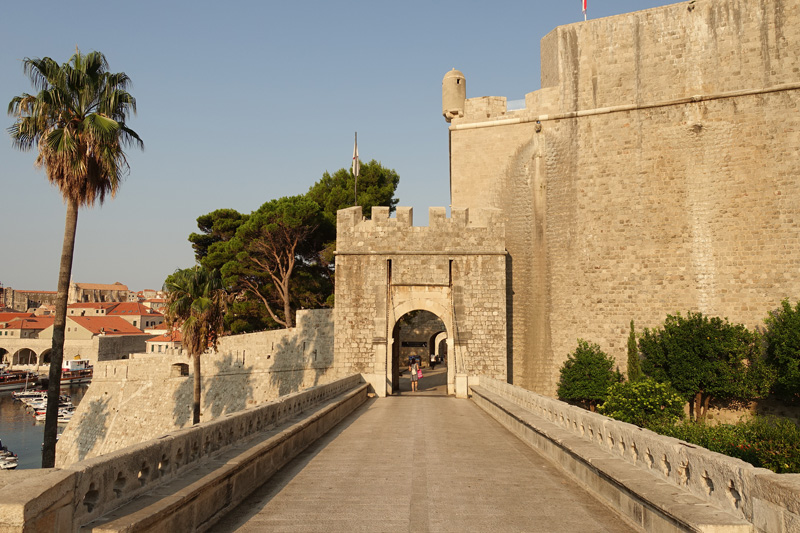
[334,205,506,397]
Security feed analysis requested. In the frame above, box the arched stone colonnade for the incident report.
[0,345,52,366]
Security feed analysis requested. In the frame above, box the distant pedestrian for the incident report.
[409,357,419,392]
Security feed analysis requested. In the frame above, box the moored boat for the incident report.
[0,370,39,392]
[61,359,93,385]
[0,457,18,470]
[12,389,47,401]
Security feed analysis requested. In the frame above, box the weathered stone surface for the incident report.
[56,309,336,468]
[334,206,507,396]
[475,376,800,532]
[448,0,800,395]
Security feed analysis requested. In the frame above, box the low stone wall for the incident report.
[56,309,335,467]
[0,374,364,533]
[473,376,800,533]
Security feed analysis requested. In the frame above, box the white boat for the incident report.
[13,389,47,401]
[0,458,18,470]
[61,359,93,385]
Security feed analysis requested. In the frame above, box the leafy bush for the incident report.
[763,299,800,403]
[640,312,767,421]
[599,378,684,428]
[557,339,622,411]
[652,416,800,474]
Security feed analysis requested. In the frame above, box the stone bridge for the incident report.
[1,374,797,532]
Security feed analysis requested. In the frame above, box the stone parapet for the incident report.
[0,375,364,532]
[336,206,505,255]
[474,376,800,532]
[56,309,336,467]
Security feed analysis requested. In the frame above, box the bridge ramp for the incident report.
[212,396,637,532]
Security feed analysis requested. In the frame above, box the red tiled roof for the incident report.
[0,312,34,324]
[107,302,163,316]
[68,316,146,336]
[147,330,182,343]
[67,302,118,310]
[3,317,55,330]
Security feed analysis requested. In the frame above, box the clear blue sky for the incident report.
[1,0,676,292]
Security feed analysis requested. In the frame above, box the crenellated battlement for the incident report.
[335,205,505,255]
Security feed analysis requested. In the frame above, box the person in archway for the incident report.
[409,357,419,392]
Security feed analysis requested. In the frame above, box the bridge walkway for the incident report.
[211,368,637,532]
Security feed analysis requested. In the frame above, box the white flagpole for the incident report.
[583,0,587,21]
[352,132,360,206]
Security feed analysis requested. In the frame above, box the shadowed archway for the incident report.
[390,311,448,395]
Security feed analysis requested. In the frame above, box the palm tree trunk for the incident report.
[192,353,201,424]
[42,199,79,468]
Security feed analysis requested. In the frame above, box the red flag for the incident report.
[583,0,587,19]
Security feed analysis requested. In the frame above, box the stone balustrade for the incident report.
[474,376,800,532]
[0,374,364,532]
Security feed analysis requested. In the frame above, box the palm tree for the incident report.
[164,267,227,425]
[7,49,143,468]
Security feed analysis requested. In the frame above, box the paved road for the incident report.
[212,385,637,533]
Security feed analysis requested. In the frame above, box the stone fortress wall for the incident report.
[334,205,507,396]
[56,309,335,467]
[447,0,800,394]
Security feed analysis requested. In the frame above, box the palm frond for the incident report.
[8,49,143,209]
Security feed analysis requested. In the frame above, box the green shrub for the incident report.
[627,320,643,382]
[651,416,800,474]
[640,311,766,421]
[557,339,622,411]
[599,378,684,428]
[763,299,800,403]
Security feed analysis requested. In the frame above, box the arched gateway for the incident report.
[334,205,507,397]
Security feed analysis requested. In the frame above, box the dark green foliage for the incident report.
[599,378,684,428]
[627,319,643,382]
[222,195,326,328]
[305,159,400,270]
[184,161,399,334]
[763,299,800,403]
[640,312,767,421]
[306,159,400,228]
[189,209,248,268]
[557,340,622,411]
[652,417,800,474]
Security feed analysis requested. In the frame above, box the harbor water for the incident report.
[0,384,89,469]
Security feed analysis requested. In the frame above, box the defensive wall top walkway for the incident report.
[1,371,798,532]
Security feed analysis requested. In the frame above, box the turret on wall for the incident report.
[442,69,466,122]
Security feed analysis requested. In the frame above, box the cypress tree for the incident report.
[627,320,643,382]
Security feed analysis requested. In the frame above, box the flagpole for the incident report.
[583,0,587,21]
[352,132,359,207]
